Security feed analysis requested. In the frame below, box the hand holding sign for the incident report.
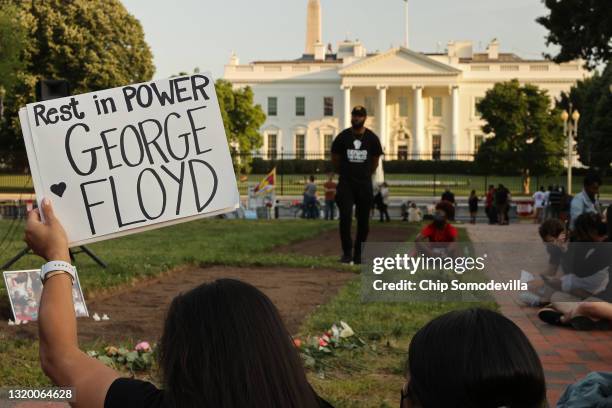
[20,73,239,246]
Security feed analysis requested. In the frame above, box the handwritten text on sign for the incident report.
[24,74,238,245]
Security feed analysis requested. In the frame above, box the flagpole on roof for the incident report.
[404,0,410,49]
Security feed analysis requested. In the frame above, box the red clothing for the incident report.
[323,181,337,201]
[486,191,494,207]
[420,223,458,243]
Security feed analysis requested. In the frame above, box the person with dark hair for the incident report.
[570,173,602,231]
[323,173,337,221]
[377,182,390,223]
[303,175,318,219]
[331,105,383,264]
[495,184,510,225]
[23,199,332,408]
[401,308,546,408]
[440,188,455,221]
[415,201,458,257]
[485,184,497,224]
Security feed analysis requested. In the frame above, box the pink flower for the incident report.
[293,338,302,348]
[318,338,328,347]
[135,341,151,352]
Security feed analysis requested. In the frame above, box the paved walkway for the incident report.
[465,222,612,406]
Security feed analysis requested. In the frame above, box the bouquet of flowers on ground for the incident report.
[87,341,154,372]
[294,321,365,370]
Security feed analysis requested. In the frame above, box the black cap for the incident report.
[351,105,367,117]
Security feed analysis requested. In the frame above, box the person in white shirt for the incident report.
[532,186,546,224]
[407,202,422,223]
[570,174,602,232]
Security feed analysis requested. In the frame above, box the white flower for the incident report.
[339,321,354,338]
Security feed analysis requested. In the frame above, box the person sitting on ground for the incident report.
[24,199,333,408]
[519,219,567,306]
[407,202,422,223]
[415,201,458,257]
[538,213,612,330]
[400,308,546,408]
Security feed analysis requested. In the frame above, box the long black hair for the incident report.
[406,308,546,408]
[158,279,320,408]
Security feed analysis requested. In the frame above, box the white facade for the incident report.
[224,2,589,161]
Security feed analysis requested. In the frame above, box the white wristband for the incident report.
[40,261,76,284]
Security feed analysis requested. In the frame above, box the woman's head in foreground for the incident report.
[404,308,546,408]
[159,279,319,408]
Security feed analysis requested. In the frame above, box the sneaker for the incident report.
[537,307,565,326]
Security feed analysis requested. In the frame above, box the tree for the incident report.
[558,63,612,170]
[0,4,27,97]
[0,0,154,169]
[537,0,612,69]
[215,79,266,174]
[475,80,565,194]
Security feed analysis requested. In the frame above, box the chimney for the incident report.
[487,39,499,60]
[305,0,322,55]
[229,52,239,66]
[447,41,458,64]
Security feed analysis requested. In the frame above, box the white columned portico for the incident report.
[450,85,460,158]
[377,85,388,151]
[412,85,424,159]
[342,86,352,130]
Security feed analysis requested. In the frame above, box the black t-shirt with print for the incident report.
[331,128,383,185]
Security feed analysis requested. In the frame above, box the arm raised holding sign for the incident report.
[25,199,118,408]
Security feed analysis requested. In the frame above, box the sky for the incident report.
[121,0,557,80]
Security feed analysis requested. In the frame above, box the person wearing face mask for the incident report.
[414,201,458,257]
[331,106,383,264]
[569,173,603,232]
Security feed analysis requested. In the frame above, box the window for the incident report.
[296,97,305,116]
[399,96,408,117]
[295,134,305,159]
[268,97,278,116]
[364,96,375,117]
[324,134,334,159]
[475,97,484,116]
[432,135,442,160]
[324,97,334,116]
[398,145,408,161]
[474,135,484,153]
[432,96,443,117]
[267,134,277,159]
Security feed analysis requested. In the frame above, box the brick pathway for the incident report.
[465,222,612,406]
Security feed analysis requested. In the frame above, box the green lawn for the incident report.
[298,226,496,407]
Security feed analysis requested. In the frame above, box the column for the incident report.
[377,85,388,151]
[342,86,352,129]
[412,85,424,159]
[451,85,460,159]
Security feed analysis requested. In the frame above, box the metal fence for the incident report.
[0,152,610,198]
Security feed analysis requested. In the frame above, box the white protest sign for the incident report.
[20,73,239,246]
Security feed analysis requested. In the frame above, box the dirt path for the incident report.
[465,223,612,406]
[4,266,355,344]
[277,223,415,257]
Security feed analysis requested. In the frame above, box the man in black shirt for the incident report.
[331,106,383,264]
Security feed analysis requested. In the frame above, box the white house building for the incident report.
[224,0,589,161]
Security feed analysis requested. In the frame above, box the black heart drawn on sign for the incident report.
[50,182,67,197]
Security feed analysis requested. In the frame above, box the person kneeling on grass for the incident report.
[400,308,546,408]
[25,199,333,408]
[415,201,458,257]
